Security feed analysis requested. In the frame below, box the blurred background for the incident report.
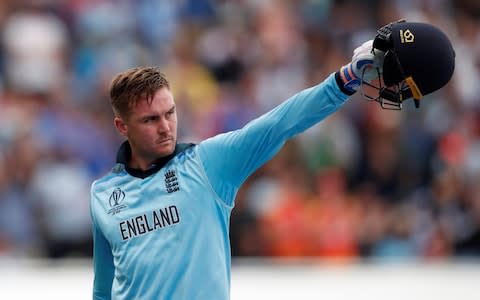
[0,0,479,298]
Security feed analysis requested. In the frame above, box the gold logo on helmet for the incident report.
[399,29,414,43]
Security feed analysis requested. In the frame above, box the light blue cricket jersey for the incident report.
[90,73,349,300]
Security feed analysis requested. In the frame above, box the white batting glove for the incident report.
[339,40,384,93]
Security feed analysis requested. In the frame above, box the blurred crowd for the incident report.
[0,0,479,261]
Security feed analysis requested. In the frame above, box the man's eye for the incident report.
[143,117,155,123]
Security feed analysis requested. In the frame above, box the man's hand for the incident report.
[339,40,384,94]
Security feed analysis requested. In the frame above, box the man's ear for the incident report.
[114,116,128,137]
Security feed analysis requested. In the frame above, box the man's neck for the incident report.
[128,154,159,171]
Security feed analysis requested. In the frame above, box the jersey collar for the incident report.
[115,141,194,179]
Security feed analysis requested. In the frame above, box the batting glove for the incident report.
[338,40,384,94]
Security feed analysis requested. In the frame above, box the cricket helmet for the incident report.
[362,20,456,109]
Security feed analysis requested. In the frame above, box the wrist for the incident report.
[335,63,359,95]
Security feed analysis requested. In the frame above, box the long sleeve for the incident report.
[91,212,114,299]
[198,72,349,206]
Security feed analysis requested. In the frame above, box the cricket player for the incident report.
[90,21,455,299]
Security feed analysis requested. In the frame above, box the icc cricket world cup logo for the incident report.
[108,187,127,215]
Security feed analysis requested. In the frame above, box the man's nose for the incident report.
[157,118,170,132]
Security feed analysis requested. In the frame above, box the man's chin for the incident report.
[156,142,176,157]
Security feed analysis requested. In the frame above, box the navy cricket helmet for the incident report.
[362,20,456,109]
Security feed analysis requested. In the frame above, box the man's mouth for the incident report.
[157,138,172,144]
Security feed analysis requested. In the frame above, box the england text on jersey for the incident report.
[119,205,180,241]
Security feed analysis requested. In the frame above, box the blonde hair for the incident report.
[109,66,170,117]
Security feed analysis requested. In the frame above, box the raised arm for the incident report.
[198,73,348,206]
[196,38,383,206]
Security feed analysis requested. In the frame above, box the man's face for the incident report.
[115,87,178,166]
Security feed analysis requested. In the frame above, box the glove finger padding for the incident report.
[351,40,384,83]
[338,39,384,94]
